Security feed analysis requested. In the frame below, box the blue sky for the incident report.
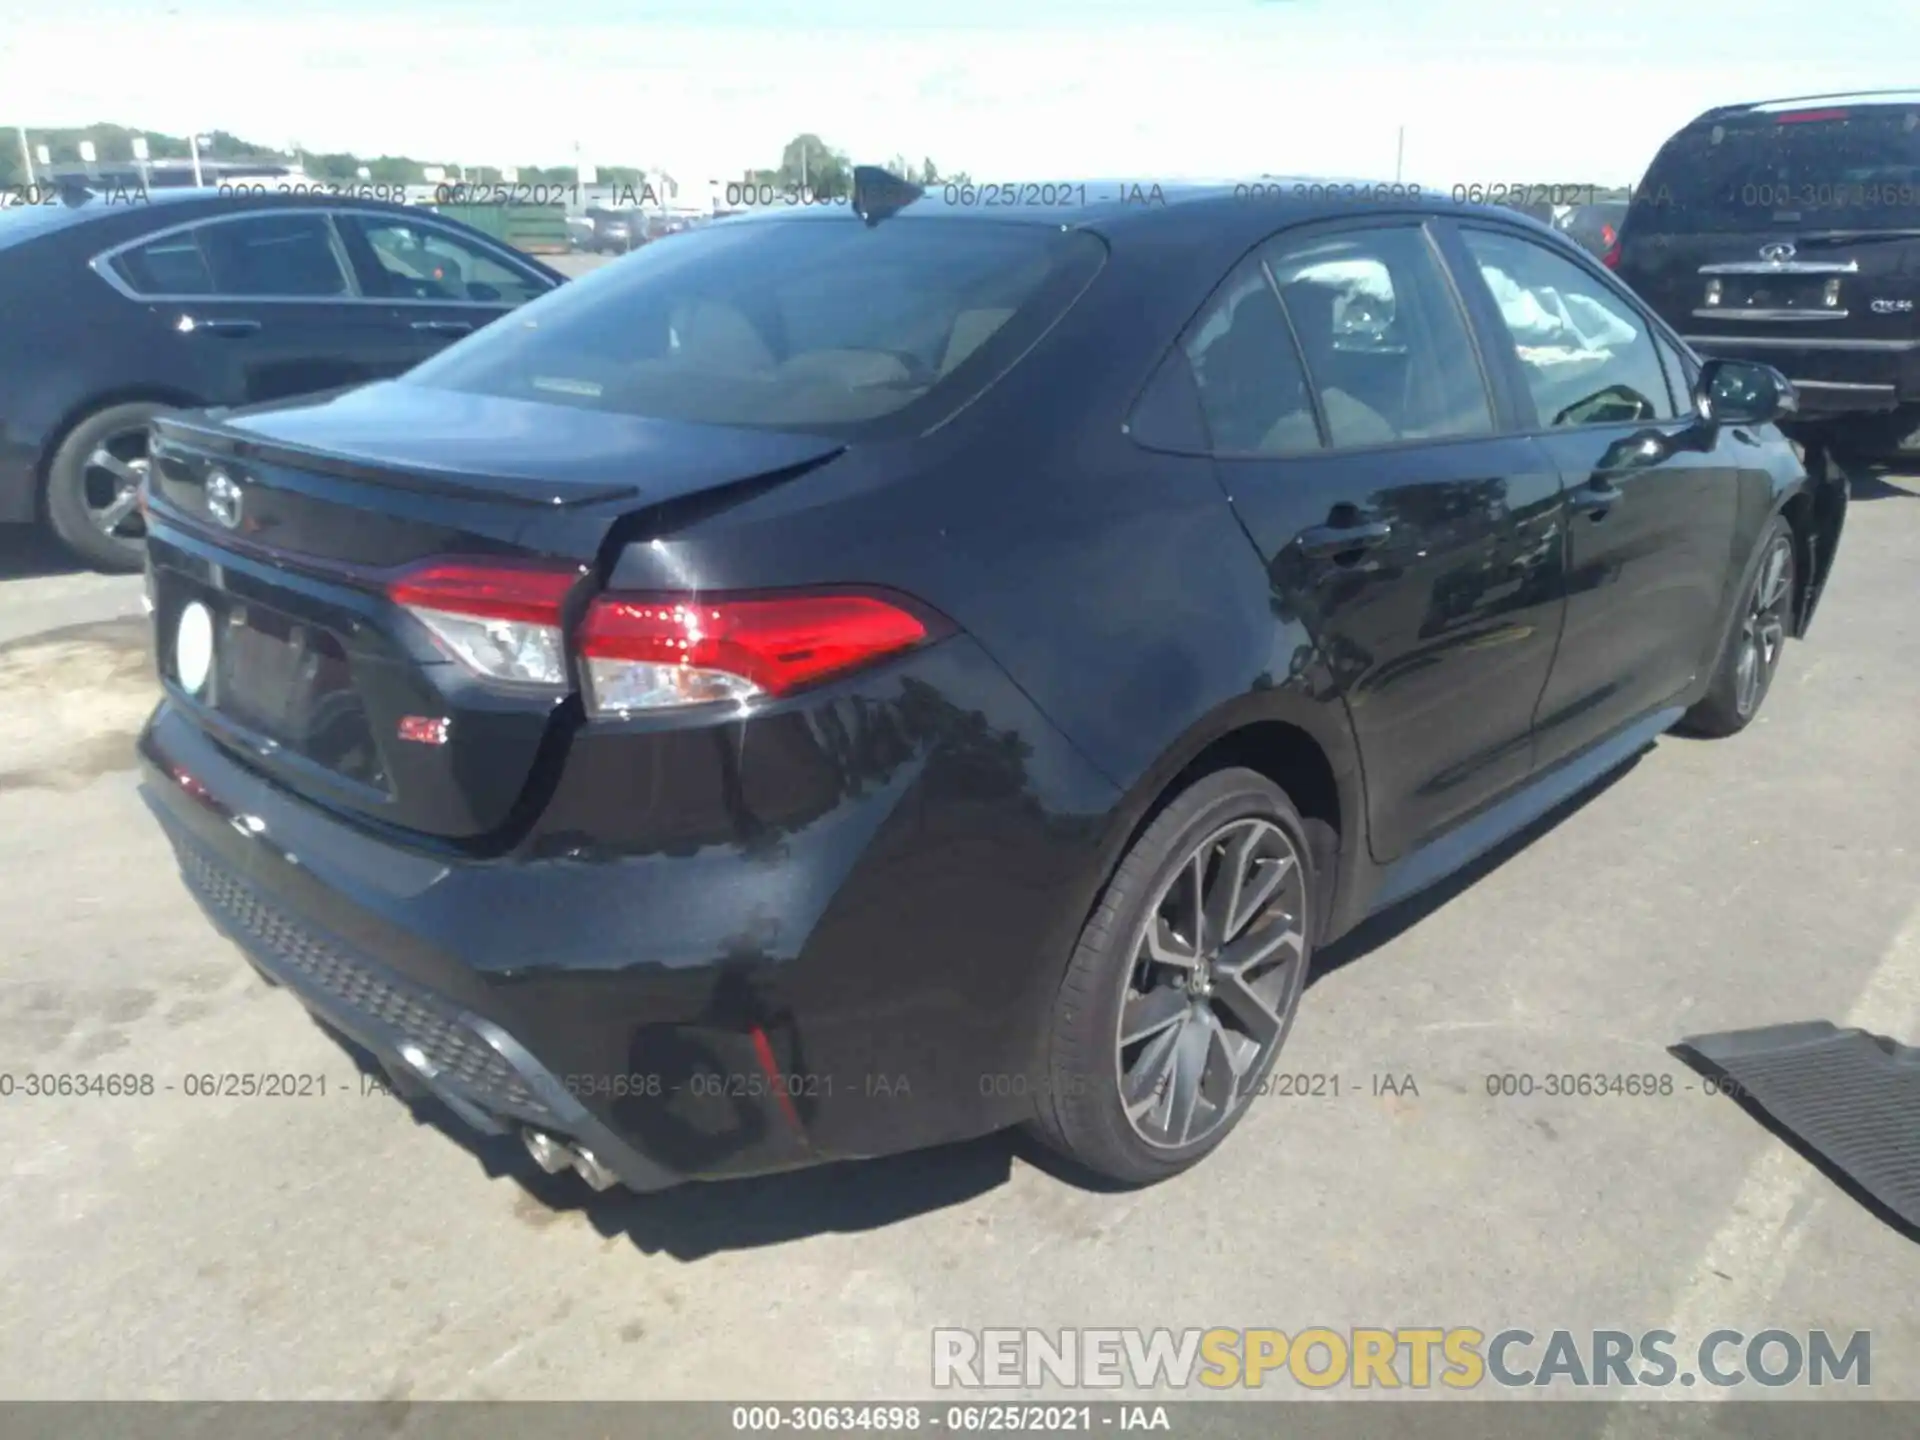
[6,1,1915,187]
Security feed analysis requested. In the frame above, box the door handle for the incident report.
[1568,481,1624,518]
[411,320,474,335]
[1297,519,1393,559]
[180,317,260,337]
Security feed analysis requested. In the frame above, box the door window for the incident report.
[1655,332,1697,414]
[1181,257,1321,454]
[1459,228,1680,428]
[1263,226,1496,448]
[109,231,216,296]
[350,216,550,305]
[198,214,352,297]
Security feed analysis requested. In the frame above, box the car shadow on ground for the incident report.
[0,527,85,579]
[313,746,1650,1260]
[1846,465,1919,502]
[1309,750,1642,987]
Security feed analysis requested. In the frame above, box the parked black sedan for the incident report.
[0,188,561,570]
[138,177,1846,1196]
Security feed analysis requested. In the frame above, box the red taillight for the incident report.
[1777,107,1849,125]
[388,561,579,625]
[577,591,932,715]
[1601,223,1617,249]
[387,559,584,686]
[1601,237,1622,270]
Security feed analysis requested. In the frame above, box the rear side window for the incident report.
[1182,257,1321,455]
[111,230,216,296]
[1632,110,1920,235]
[405,217,1107,436]
[198,214,352,297]
[1264,226,1495,446]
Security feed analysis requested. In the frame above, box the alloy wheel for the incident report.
[1114,817,1309,1150]
[1734,533,1793,719]
[79,426,151,543]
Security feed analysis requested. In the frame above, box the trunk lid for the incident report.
[145,381,845,845]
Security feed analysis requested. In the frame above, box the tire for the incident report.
[1029,768,1316,1186]
[1679,516,1797,739]
[43,401,167,572]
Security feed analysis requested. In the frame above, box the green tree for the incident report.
[777,132,851,196]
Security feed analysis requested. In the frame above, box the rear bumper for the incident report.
[138,628,1122,1187]
[1680,333,1920,415]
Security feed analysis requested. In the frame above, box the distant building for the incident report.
[40,158,308,190]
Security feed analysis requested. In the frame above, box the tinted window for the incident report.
[199,214,350,297]
[112,231,216,295]
[352,216,548,305]
[1633,111,1920,234]
[1182,258,1320,454]
[406,218,1106,434]
[1266,226,1494,447]
[1655,333,1696,414]
[1460,228,1679,428]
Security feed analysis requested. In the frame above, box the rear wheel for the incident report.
[1029,768,1315,1186]
[1680,516,1796,738]
[44,401,166,572]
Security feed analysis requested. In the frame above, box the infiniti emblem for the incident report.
[1759,241,1796,264]
[204,470,243,529]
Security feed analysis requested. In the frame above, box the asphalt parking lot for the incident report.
[1,440,1917,1400]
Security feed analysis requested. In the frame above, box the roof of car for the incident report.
[719,175,1546,242]
[0,185,419,243]
[1690,89,1920,125]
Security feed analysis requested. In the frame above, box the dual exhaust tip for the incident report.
[522,1127,620,1191]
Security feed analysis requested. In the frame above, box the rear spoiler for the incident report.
[149,410,642,510]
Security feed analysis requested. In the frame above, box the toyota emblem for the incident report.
[204,470,243,529]
[1759,241,1796,264]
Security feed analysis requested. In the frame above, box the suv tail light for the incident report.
[1601,237,1622,270]
[388,560,585,686]
[578,591,933,716]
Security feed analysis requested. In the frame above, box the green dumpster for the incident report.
[431,203,570,256]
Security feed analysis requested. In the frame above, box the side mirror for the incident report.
[1695,357,1798,426]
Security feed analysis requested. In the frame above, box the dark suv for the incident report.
[1617,91,1920,459]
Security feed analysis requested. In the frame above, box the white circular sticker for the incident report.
[175,601,214,695]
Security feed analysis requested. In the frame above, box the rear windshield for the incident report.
[1631,111,1920,235]
[406,216,1107,436]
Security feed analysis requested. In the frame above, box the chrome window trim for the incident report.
[1690,308,1852,321]
[88,204,554,307]
[1790,379,1898,392]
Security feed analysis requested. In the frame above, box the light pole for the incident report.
[189,132,206,187]
[16,127,33,187]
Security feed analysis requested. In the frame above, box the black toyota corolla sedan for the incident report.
[0,188,561,570]
[137,174,1847,1195]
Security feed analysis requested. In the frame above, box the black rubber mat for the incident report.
[1674,1021,1920,1238]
